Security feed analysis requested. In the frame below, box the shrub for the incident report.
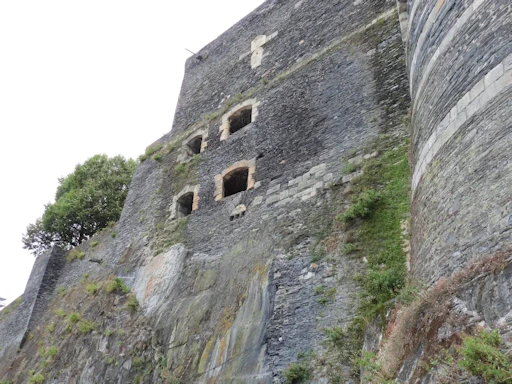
[310,244,326,263]
[132,357,145,369]
[323,327,345,346]
[85,283,99,295]
[341,243,358,255]
[66,249,85,262]
[46,323,55,333]
[47,346,58,357]
[105,277,130,294]
[55,309,66,318]
[125,295,139,313]
[39,346,58,358]
[174,163,185,175]
[90,241,99,248]
[314,286,326,295]
[354,351,382,379]
[68,312,81,323]
[459,329,512,382]
[364,267,405,301]
[139,143,163,162]
[316,287,336,305]
[337,189,381,223]
[104,329,113,337]
[80,273,89,284]
[28,372,44,383]
[282,361,312,383]
[105,356,115,365]
[77,320,95,334]
[341,161,357,175]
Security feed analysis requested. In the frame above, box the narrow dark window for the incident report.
[187,136,203,155]
[176,192,194,217]
[229,106,252,134]
[223,168,249,197]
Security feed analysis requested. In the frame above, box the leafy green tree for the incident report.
[22,155,137,256]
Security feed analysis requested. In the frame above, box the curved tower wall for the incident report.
[406,0,512,285]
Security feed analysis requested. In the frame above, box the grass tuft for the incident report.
[105,277,130,294]
[66,249,85,262]
[336,189,381,223]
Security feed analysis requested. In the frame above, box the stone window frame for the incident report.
[177,127,209,163]
[214,159,256,201]
[219,99,260,141]
[170,185,200,220]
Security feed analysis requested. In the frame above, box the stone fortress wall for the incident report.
[404,0,512,285]
[3,0,511,382]
[0,1,410,381]
[0,248,65,371]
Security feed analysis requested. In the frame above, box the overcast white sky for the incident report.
[0,0,264,306]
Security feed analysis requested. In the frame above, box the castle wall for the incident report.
[170,0,397,137]
[0,247,65,371]
[406,0,512,285]
[1,1,412,382]
[123,0,409,382]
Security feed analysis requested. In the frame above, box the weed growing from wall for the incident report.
[172,155,201,194]
[105,277,130,294]
[151,218,188,255]
[66,249,85,263]
[350,136,410,318]
[139,143,163,162]
[320,135,410,380]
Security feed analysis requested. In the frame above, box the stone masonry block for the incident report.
[348,155,364,166]
[288,176,302,187]
[457,93,471,114]
[252,196,263,206]
[469,78,485,101]
[484,63,504,88]
[298,180,309,191]
[310,163,326,175]
[315,168,327,178]
[495,68,512,94]
[363,151,378,160]
[504,53,512,72]
[266,194,280,205]
[323,173,334,183]
[280,190,289,200]
[267,184,281,196]
[296,188,313,198]
[276,198,291,208]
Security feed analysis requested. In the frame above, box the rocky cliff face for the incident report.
[1,0,510,383]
